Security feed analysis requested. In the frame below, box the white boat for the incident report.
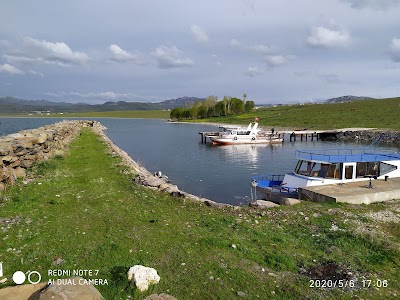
[252,147,400,201]
[208,122,283,145]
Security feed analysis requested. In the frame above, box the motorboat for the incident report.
[251,147,400,201]
[208,122,283,145]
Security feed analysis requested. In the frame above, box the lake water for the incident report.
[1,117,399,205]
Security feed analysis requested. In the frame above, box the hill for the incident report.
[193,97,400,130]
[324,95,373,103]
[0,96,205,114]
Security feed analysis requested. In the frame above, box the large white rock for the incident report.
[127,265,160,292]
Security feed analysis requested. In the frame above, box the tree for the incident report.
[197,105,207,119]
[204,95,218,117]
[230,97,244,114]
[214,101,224,117]
[170,107,184,120]
[244,100,255,112]
[182,109,191,119]
[222,96,231,115]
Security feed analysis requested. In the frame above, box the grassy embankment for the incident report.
[193,98,400,131]
[0,129,399,299]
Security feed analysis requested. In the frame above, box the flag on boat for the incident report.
[254,117,259,122]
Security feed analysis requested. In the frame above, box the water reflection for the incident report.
[214,143,283,168]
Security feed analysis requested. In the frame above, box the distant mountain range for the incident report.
[0,95,378,114]
[323,95,373,104]
[0,96,206,114]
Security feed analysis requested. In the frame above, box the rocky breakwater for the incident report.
[338,130,399,143]
[0,120,98,191]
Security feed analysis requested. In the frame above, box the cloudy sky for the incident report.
[1,0,400,104]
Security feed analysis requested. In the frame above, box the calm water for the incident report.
[1,117,399,205]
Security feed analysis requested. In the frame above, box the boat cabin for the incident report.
[218,123,258,137]
[283,148,400,187]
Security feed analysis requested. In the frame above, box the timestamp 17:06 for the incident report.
[362,279,388,288]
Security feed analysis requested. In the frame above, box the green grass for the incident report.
[0,110,170,119]
[194,98,400,130]
[0,129,399,299]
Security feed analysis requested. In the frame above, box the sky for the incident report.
[1,0,400,104]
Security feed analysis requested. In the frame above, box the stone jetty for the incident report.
[0,120,98,191]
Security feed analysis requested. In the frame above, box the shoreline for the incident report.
[91,122,235,209]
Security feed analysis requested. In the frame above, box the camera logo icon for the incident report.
[12,270,41,285]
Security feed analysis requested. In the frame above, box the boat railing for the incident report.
[251,174,285,182]
[251,174,298,196]
[296,148,400,162]
[271,186,298,195]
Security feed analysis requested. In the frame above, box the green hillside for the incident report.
[196,98,400,130]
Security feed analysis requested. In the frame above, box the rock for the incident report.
[0,143,12,155]
[0,283,47,300]
[36,132,48,144]
[15,148,27,156]
[159,184,185,197]
[9,160,21,168]
[37,277,105,300]
[139,175,165,188]
[5,169,16,185]
[52,258,65,266]
[14,138,34,149]
[249,200,279,209]
[281,198,301,206]
[237,291,247,297]
[127,265,160,292]
[144,294,177,300]
[1,156,17,163]
[21,159,34,168]
[1,166,11,180]
[204,200,231,208]
[14,167,26,178]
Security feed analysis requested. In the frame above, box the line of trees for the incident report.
[170,95,255,120]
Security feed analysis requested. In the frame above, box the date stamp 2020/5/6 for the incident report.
[309,279,389,289]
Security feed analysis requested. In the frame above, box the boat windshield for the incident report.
[295,160,341,178]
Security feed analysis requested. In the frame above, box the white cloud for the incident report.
[109,44,138,62]
[265,55,287,67]
[245,66,263,77]
[389,38,400,62]
[70,91,131,100]
[248,44,274,54]
[190,25,209,43]
[229,39,241,48]
[45,91,162,102]
[341,0,400,10]
[28,70,45,77]
[0,63,24,75]
[264,55,295,67]
[151,45,193,69]
[23,37,89,65]
[307,26,350,48]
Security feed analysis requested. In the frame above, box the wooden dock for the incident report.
[199,128,376,143]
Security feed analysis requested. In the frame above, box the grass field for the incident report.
[0,129,399,299]
[194,98,400,130]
